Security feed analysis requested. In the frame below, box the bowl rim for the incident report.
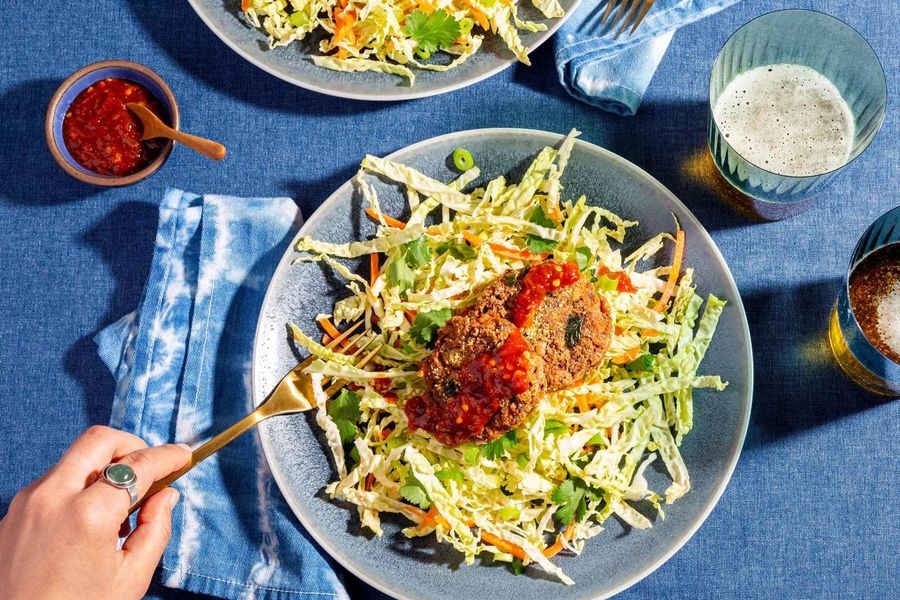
[44,59,181,187]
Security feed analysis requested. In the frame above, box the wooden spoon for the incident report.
[126,102,226,161]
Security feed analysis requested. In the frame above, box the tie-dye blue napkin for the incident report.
[555,0,741,115]
[95,189,347,600]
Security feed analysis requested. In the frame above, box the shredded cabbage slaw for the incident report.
[241,0,564,85]
[290,129,728,584]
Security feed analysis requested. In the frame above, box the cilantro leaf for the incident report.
[436,240,477,260]
[404,237,432,268]
[529,205,556,228]
[388,253,416,295]
[543,419,567,438]
[404,9,461,54]
[525,234,557,254]
[327,389,360,444]
[552,477,589,525]
[409,308,452,348]
[575,246,593,271]
[510,557,525,575]
[399,472,431,509]
[585,486,605,503]
[481,430,518,461]
[347,445,360,468]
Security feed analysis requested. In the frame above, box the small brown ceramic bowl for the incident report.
[45,60,180,187]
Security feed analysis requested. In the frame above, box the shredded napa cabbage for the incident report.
[242,0,563,84]
[289,129,729,584]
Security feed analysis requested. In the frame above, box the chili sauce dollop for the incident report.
[405,328,536,446]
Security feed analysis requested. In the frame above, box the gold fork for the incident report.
[601,0,655,34]
[129,320,379,515]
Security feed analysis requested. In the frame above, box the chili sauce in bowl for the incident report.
[62,78,166,177]
[46,60,180,187]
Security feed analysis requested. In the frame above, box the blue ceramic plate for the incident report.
[252,129,753,599]
[187,0,580,100]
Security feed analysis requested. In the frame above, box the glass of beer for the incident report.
[708,10,887,220]
[829,206,900,397]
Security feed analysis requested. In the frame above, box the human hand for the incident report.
[0,426,191,600]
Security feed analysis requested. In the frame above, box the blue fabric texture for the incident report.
[556,0,741,115]
[95,189,347,600]
[1,2,899,600]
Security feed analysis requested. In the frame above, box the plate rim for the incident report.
[252,127,754,599]
[186,0,582,101]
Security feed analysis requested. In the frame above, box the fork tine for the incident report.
[324,342,385,398]
[611,0,631,29]
[618,0,643,33]
[599,0,620,27]
[324,319,363,349]
[629,0,655,34]
[292,320,364,373]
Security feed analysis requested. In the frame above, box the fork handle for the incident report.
[128,403,272,516]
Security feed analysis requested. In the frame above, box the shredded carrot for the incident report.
[401,504,433,524]
[542,525,576,558]
[462,230,483,247]
[426,507,450,530]
[321,333,333,345]
[653,228,685,312]
[369,253,379,287]
[487,242,547,261]
[336,47,348,60]
[417,0,436,13]
[317,316,354,350]
[611,346,641,365]
[576,395,590,413]
[404,309,417,324]
[241,0,251,10]
[426,224,444,235]
[469,5,490,30]
[479,531,528,561]
[364,474,375,491]
[643,328,660,338]
[364,207,406,229]
[587,395,608,409]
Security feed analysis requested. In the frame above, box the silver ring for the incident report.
[102,463,139,507]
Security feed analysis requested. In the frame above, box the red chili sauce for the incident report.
[596,265,637,293]
[405,328,535,446]
[62,78,166,176]
[511,261,581,327]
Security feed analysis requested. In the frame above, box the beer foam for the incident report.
[714,64,854,177]
[876,280,900,359]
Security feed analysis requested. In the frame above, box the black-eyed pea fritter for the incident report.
[404,260,613,445]
[474,260,613,390]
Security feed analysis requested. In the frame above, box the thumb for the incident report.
[121,487,180,587]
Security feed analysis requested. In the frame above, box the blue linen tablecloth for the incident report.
[0,1,897,599]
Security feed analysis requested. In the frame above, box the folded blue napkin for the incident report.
[95,189,347,600]
[555,0,741,115]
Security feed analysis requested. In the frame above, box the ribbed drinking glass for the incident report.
[708,10,886,220]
